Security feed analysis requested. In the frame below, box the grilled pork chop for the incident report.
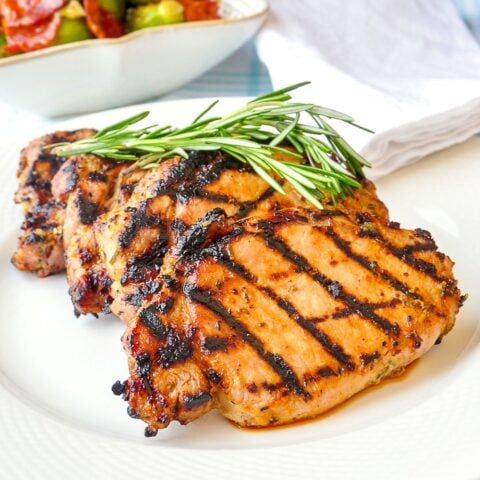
[50,154,130,315]
[120,207,461,432]
[50,154,148,316]
[12,129,96,277]
[11,133,463,434]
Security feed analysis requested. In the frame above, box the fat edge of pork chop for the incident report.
[119,207,462,433]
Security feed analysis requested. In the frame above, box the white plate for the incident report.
[0,0,268,117]
[0,98,479,479]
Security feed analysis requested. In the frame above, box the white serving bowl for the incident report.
[0,0,268,117]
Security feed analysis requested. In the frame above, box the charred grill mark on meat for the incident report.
[125,280,162,307]
[119,201,164,249]
[256,221,399,335]
[183,392,213,411]
[76,194,100,225]
[213,248,355,369]
[182,154,249,192]
[138,301,174,340]
[326,300,402,321]
[236,186,277,218]
[24,152,64,196]
[151,151,217,197]
[360,351,380,366]
[179,189,234,206]
[11,199,66,277]
[120,233,169,286]
[174,155,253,206]
[184,283,310,399]
[174,208,227,258]
[260,290,355,370]
[59,160,79,194]
[88,171,108,182]
[355,214,447,283]
[201,336,230,353]
[173,154,289,219]
[323,227,426,303]
[68,268,112,309]
[157,333,193,369]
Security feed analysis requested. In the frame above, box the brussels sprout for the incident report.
[127,0,184,32]
[53,18,93,45]
[0,34,9,58]
[160,0,185,23]
[99,0,126,20]
[59,0,87,19]
[0,34,15,58]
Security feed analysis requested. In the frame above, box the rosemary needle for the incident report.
[54,82,372,209]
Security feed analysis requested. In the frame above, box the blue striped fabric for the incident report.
[166,40,272,100]
[454,0,480,39]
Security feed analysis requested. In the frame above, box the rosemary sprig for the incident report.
[54,82,372,209]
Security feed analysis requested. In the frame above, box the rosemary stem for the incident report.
[53,82,372,209]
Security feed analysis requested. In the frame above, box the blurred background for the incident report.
[0,0,479,148]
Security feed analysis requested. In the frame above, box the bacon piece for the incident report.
[3,12,60,53]
[84,0,123,38]
[0,0,65,27]
[179,0,219,22]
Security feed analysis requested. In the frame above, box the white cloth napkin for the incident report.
[256,0,480,178]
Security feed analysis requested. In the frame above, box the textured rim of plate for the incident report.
[0,100,479,480]
[0,0,269,67]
